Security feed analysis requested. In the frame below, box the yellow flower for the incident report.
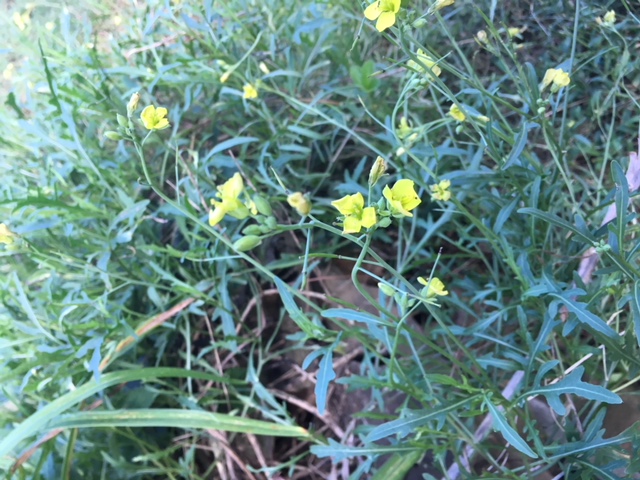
[13,11,30,31]
[287,192,312,216]
[396,117,412,139]
[332,192,377,234]
[430,180,451,202]
[140,105,170,130]
[596,10,616,27]
[541,68,571,93]
[0,223,17,245]
[209,173,250,226]
[243,84,258,99]
[433,0,454,11]
[506,26,527,39]
[383,179,421,217]
[407,49,442,79]
[364,0,401,32]
[448,104,466,122]
[418,276,448,298]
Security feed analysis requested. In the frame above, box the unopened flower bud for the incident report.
[104,131,123,141]
[126,92,140,116]
[378,282,395,296]
[116,114,128,128]
[259,62,270,74]
[233,235,262,252]
[395,147,407,157]
[412,18,427,28]
[368,156,387,186]
[433,0,455,11]
[242,225,263,236]
[252,194,273,216]
[264,216,277,230]
[220,71,231,83]
[287,192,312,216]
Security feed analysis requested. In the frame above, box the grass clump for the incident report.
[2,0,640,478]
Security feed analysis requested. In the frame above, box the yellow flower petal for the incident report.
[418,276,448,298]
[332,193,364,216]
[361,207,377,228]
[375,11,396,31]
[343,215,363,234]
[218,173,244,199]
[364,1,382,20]
[209,205,226,226]
[448,104,466,122]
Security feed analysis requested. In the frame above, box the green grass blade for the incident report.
[46,409,309,438]
[0,368,234,459]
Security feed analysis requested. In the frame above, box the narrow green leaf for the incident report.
[503,122,535,169]
[0,368,234,458]
[631,281,640,348]
[274,277,324,338]
[316,349,336,415]
[46,409,308,437]
[548,293,618,338]
[485,399,538,458]
[321,308,394,327]
[210,136,258,156]
[612,160,629,256]
[311,439,421,462]
[518,208,595,243]
[365,398,472,442]
[528,366,622,416]
[371,449,425,480]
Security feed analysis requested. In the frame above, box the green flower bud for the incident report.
[378,217,392,228]
[264,216,277,230]
[242,225,263,236]
[116,114,128,128]
[412,18,427,28]
[233,235,262,252]
[252,194,273,216]
[378,282,395,296]
[104,131,123,141]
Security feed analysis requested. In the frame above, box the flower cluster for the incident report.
[331,159,422,234]
[541,68,571,93]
